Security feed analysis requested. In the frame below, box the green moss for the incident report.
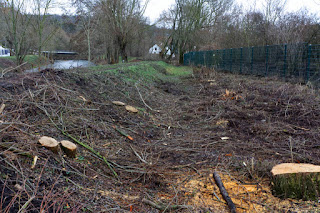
[156,61,193,76]
[88,61,192,85]
[272,173,320,200]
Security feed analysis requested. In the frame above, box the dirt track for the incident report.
[1,63,320,212]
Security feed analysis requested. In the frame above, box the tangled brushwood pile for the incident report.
[0,62,320,212]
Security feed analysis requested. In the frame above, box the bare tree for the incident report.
[1,0,33,66]
[73,0,96,61]
[31,0,57,66]
[262,0,287,44]
[161,0,234,64]
[97,0,148,62]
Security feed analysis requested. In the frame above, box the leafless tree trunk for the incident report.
[73,0,96,61]
[97,0,148,63]
[2,0,32,66]
[32,0,57,67]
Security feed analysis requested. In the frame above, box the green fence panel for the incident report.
[184,43,320,83]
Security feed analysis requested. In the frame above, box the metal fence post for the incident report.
[306,44,311,81]
[203,51,205,67]
[240,48,243,74]
[251,47,254,74]
[265,45,269,76]
[216,50,219,69]
[283,44,287,78]
[223,49,226,69]
[230,48,233,72]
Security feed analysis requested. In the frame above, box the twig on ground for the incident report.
[135,83,160,112]
[60,130,118,179]
[39,105,118,179]
[0,104,5,114]
[17,195,35,213]
[171,160,208,169]
[113,126,134,141]
[0,62,27,78]
[31,156,38,169]
[142,198,191,211]
[129,145,150,165]
[213,171,237,213]
[0,143,33,158]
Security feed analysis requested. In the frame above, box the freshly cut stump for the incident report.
[39,136,59,153]
[271,163,320,200]
[125,105,138,113]
[112,101,126,106]
[60,140,77,158]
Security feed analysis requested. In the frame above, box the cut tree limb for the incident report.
[142,198,191,211]
[31,156,38,169]
[112,101,126,106]
[213,171,237,213]
[135,83,160,113]
[0,62,27,78]
[60,140,77,158]
[0,103,5,114]
[39,136,59,153]
[0,143,33,158]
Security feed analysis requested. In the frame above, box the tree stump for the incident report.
[39,136,59,154]
[60,140,77,158]
[271,163,320,200]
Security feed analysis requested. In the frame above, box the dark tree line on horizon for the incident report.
[0,0,319,65]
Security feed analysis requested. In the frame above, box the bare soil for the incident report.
[1,64,320,212]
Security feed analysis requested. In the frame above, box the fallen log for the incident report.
[60,140,77,158]
[213,171,237,213]
[271,163,320,200]
[39,136,59,154]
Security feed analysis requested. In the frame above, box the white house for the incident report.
[164,47,174,56]
[149,44,162,54]
[149,44,174,57]
[0,46,10,57]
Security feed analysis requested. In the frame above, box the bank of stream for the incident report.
[26,60,95,72]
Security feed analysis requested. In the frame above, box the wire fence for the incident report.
[184,43,320,82]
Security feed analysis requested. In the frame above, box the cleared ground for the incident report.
[1,61,320,212]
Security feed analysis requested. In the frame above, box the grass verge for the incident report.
[88,61,192,85]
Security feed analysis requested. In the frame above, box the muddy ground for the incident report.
[1,63,320,212]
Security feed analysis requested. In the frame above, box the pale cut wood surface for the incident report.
[271,163,320,175]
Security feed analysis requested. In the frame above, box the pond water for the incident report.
[26,60,95,73]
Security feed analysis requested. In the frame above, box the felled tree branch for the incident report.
[213,171,237,213]
[142,198,191,211]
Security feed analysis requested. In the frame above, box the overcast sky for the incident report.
[143,0,320,23]
[51,0,319,22]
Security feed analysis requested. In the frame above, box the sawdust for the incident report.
[174,171,320,212]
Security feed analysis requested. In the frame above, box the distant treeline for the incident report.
[0,0,319,65]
